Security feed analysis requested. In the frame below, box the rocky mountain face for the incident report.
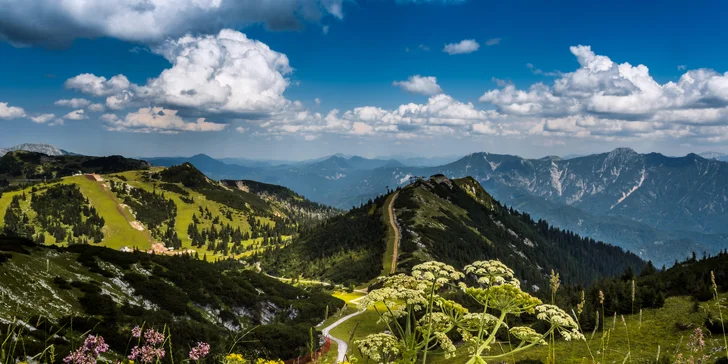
[0,143,73,157]
[438,148,728,235]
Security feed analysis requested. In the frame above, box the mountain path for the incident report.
[387,191,400,274]
[321,294,366,363]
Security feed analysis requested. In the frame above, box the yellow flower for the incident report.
[224,353,247,364]
[255,359,284,364]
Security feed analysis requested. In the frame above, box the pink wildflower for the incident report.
[64,335,109,364]
[188,342,211,361]
[131,326,142,338]
[143,328,165,345]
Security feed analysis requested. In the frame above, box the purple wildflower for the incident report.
[64,335,109,364]
[131,326,142,338]
[128,327,167,364]
[188,342,211,361]
[144,328,165,345]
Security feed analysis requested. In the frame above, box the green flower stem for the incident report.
[473,328,555,363]
[473,300,491,352]
[714,288,728,360]
[421,282,437,363]
[474,310,508,358]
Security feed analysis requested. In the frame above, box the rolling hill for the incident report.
[0,150,150,183]
[261,175,644,289]
[0,158,336,261]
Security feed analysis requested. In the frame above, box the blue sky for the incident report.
[1,0,727,159]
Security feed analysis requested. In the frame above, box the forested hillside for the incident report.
[0,150,150,182]
[0,236,343,362]
[260,194,389,285]
[260,175,644,289]
[0,160,335,261]
[394,175,645,289]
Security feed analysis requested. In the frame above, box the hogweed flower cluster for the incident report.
[509,327,547,345]
[356,259,590,364]
[412,261,464,287]
[535,304,585,341]
[463,260,520,287]
[63,335,109,364]
[355,333,401,363]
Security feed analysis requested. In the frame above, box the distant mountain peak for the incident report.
[698,151,727,160]
[609,147,638,156]
[0,143,73,157]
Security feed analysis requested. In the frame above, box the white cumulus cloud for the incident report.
[0,102,26,119]
[105,107,227,133]
[0,0,346,47]
[63,109,88,120]
[393,75,443,96]
[65,74,131,97]
[54,98,91,108]
[30,113,56,124]
[443,39,479,55]
[88,103,106,112]
[479,45,728,143]
[66,30,293,118]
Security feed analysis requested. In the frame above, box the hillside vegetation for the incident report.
[395,175,645,288]
[0,160,336,261]
[261,175,644,290]
[0,236,343,362]
[0,150,150,183]
[260,194,389,285]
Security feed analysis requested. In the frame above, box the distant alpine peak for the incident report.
[0,143,72,157]
[608,147,638,157]
[699,151,727,159]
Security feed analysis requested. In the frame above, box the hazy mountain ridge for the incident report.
[0,143,75,157]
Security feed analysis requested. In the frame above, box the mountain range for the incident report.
[141,148,728,266]
[4,142,728,265]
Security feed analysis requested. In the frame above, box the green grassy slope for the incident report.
[1,163,336,262]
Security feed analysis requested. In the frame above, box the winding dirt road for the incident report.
[321,294,366,363]
[387,191,400,275]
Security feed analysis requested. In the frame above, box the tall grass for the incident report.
[712,271,728,361]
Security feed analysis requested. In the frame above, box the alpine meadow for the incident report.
[2,1,728,363]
